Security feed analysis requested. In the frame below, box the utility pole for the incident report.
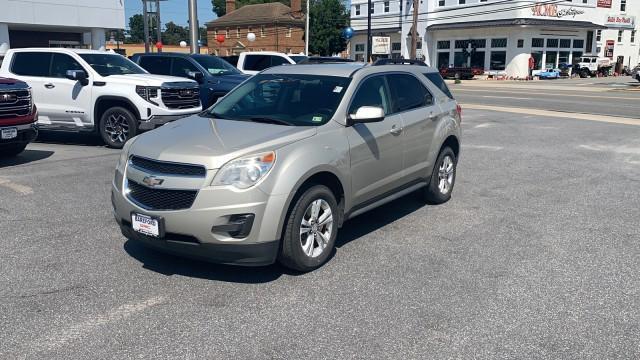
[305,0,310,55]
[188,0,200,54]
[367,0,372,61]
[410,0,418,59]
[155,0,162,52]
[143,0,150,52]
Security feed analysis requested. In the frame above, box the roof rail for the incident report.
[372,58,427,66]
[299,57,355,64]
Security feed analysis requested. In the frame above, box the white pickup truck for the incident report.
[0,48,202,148]
[222,52,303,75]
[575,56,612,78]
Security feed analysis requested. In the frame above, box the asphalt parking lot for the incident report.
[2,81,640,358]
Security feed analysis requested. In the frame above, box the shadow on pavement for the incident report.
[123,190,426,283]
[0,149,54,168]
[36,130,105,147]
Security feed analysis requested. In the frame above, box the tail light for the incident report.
[456,104,462,121]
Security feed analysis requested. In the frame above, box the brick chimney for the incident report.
[226,0,236,13]
[291,0,301,14]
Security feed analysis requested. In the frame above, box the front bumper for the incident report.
[0,123,38,146]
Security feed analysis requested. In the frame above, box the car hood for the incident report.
[129,115,317,169]
[105,74,198,87]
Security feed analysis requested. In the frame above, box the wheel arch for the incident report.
[94,96,141,131]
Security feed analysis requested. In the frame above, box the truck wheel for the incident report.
[423,146,457,204]
[580,69,590,78]
[0,144,27,157]
[99,107,138,149]
[279,185,338,272]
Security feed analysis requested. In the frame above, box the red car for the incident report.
[0,77,37,157]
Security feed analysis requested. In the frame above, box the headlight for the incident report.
[135,86,160,105]
[116,137,135,172]
[212,152,275,189]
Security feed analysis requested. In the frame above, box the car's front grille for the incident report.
[126,180,198,211]
[0,89,31,119]
[161,88,200,109]
[129,156,206,177]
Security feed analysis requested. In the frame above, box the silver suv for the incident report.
[112,60,462,271]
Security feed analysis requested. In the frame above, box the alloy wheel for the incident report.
[437,155,455,195]
[104,113,130,145]
[299,199,334,258]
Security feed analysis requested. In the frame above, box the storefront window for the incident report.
[547,39,559,48]
[545,51,558,69]
[573,39,584,49]
[437,40,450,50]
[490,51,506,70]
[532,51,543,70]
[491,38,507,48]
[470,51,485,68]
[438,52,450,68]
[572,51,583,66]
[559,51,570,66]
[454,52,465,67]
[532,38,544,48]
[560,39,571,48]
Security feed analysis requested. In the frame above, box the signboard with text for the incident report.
[597,0,612,8]
[605,40,615,59]
[605,15,636,29]
[371,36,390,55]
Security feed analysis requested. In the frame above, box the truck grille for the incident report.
[127,180,198,211]
[0,89,31,119]
[129,156,206,177]
[161,88,200,109]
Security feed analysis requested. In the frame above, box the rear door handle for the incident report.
[390,125,403,135]
[44,83,55,89]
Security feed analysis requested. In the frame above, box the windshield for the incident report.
[79,54,147,76]
[193,55,241,75]
[206,73,351,126]
[289,55,308,63]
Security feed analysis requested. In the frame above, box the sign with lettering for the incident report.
[531,4,585,18]
[605,15,636,29]
[597,0,612,8]
[371,36,390,55]
[605,40,615,59]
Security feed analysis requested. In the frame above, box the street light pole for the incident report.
[188,0,200,54]
[305,0,310,55]
[367,0,371,62]
[142,0,150,52]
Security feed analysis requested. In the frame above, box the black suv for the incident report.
[131,53,249,108]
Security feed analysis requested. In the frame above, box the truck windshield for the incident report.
[192,55,241,75]
[206,73,351,126]
[79,54,147,76]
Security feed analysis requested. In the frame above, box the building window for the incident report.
[455,39,485,49]
[559,39,571,48]
[632,30,636,43]
[596,30,602,42]
[491,38,507,48]
[459,0,465,4]
[546,38,559,48]
[586,30,594,52]
[437,52,450,69]
[355,43,365,52]
[439,0,445,5]
[384,1,390,12]
[621,0,626,12]
[490,51,506,70]
[260,25,265,37]
[225,28,229,37]
[437,40,450,49]
[517,39,524,48]
[618,30,624,43]
[236,27,240,38]
[286,26,292,38]
[392,42,401,51]
[532,38,544,48]
[355,4,360,15]
[213,29,217,37]
[573,39,584,49]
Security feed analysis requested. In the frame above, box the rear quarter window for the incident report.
[423,72,454,100]
[11,52,52,77]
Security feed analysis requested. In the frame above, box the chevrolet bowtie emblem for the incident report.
[142,175,164,187]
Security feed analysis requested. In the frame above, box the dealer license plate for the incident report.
[1,127,17,140]
[132,213,160,238]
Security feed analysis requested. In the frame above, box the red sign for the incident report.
[597,0,612,8]
[605,40,615,59]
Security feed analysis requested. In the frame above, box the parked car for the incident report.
[131,53,249,108]
[631,65,640,82]
[0,48,202,148]
[0,77,37,156]
[288,55,309,63]
[299,57,354,64]
[576,56,612,78]
[439,66,475,80]
[222,51,297,75]
[112,61,462,271]
[537,68,561,79]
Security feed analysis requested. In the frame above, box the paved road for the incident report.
[452,76,640,119]
[1,83,639,358]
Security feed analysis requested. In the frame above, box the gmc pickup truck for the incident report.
[0,77,37,156]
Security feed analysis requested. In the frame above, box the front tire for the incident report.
[580,69,590,78]
[279,185,339,272]
[99,107,138,149]
[423,147,457,204]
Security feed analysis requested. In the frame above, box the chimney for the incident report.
[226,0,236,13]
[291,0,301,14]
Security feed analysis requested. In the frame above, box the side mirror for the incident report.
[66,70,89,86]
[349,106,385,124]
[188,71,205,83]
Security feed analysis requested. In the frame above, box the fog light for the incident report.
[212,214,255,239]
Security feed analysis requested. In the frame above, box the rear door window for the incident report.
[138,56,171,75]
[386,73,433,113]
[244,55,271,71]
[11,52,52,77]
[423,72,454,99]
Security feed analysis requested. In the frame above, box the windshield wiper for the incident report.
[246,117,293,126]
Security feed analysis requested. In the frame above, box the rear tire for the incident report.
[99,106,138,149]
[0,143,27,157]
[278,185,339,272]
[423,147,457,204]
[580,69,590,78]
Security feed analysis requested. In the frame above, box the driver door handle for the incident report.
[44,83,55,89]
[390,125,403,135]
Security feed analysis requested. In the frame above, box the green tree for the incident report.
[309,0,349,56]
[211,0,290,17]
[127,14,160,43]
[162,21,189,45]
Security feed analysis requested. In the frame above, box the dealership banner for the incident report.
[605,15,636,29]
[597,0,612,8]
[371,37,390,55]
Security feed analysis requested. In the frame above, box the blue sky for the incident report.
[124,0,218,28]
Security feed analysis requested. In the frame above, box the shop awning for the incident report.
[427,18,607,30]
